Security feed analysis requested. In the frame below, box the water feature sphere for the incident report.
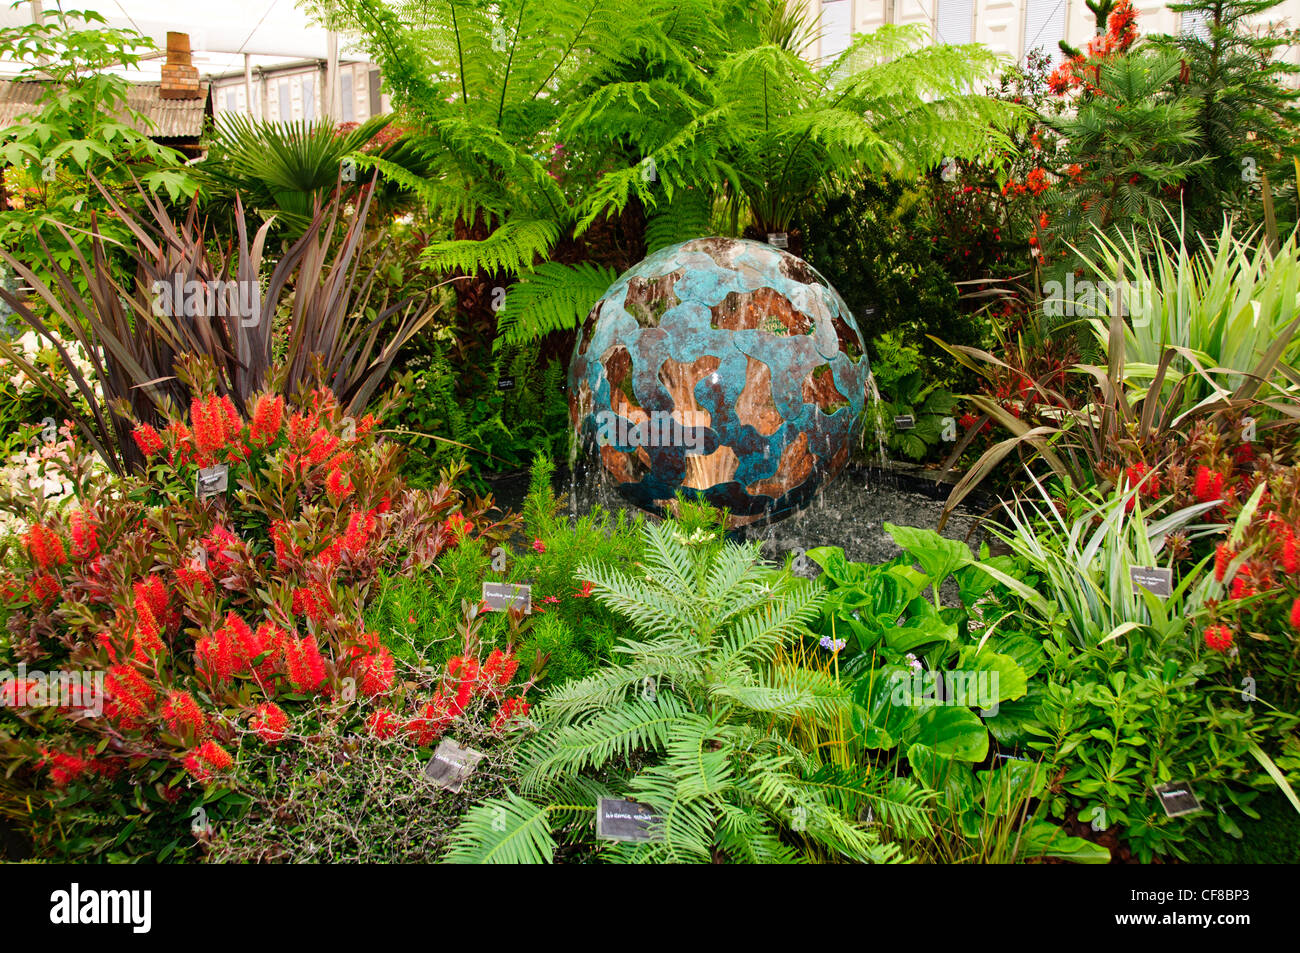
[568,237,870,526]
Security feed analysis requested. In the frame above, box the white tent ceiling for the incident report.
[0,0,371,79]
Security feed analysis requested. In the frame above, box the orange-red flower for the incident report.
[1203,624,1234,653]
[25,523,66,571]
[250,702,289,745]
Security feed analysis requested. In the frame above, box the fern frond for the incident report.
[441,790,558,864]
[495,261,617,346]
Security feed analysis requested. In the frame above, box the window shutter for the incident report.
[821,0,853,63]
[1023,0,1068,64]
[934,0,973,45]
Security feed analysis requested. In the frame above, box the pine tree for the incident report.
[1153,0,1300,236]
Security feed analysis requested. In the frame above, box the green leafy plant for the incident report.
[0,3,196,295]
[445,519,910,863]
[197,114,392,238]
[0,178,436,474]
[865,331,959,461]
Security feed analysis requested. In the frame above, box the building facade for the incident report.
[810,0,1300,70]
[208,60,389,123]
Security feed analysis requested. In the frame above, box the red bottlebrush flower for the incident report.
[0,679,39,706]
[306,428,340,467]
[406,693,454,746]
[195,614,254,683]
[1234,441,1255,465]
[284,635,327,691]
[481,648,519,693]
[341,509,376,556]
[1194,465,1226,504]
[105,664,155,724]
[183,740,233,783]
[448,656,482,716]
[1230,576,1256,600]
[249,394,284,445]
[325,467,352,506]
[444,511,472,542]
[41,747,94,787]
[375,493,392,514]
[133,576,170,628]
[1281,530,1299,576]
[69,510,98,560]
[202,524,240,575]
[492,696,531,732]
[132,423,164,457]
[131,602,166,660]
[270,519,302,566]
[1214,543,1234,582]
[161,690,208,739]
[287,411,315,446]
[291,580,332,623]
[1290,597,1300,631]
[1203,624,1234,653]
[532,538,547,554]
[368,709,399,739]
[357,645,396,698]
[25,523,66,571]
[354,414,378,438]
[175,562,214,595]
[191,394,230,458]
[249,621,288,680]
[250,702,289,745]
[29,572,60,605]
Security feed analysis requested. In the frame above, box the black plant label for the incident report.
[482,581,530,613]
[596,798,664,842]
[1130,566,1173,598]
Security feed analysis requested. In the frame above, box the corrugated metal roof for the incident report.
[0,80,210,139]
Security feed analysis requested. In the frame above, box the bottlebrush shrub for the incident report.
[1109,420,1300,742]
[0,362,522,861]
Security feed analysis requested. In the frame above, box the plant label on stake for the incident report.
[893,414,915,431]
[423,739,484,793]
[1153,782,1202,818]
[496,375,516,391]
[766,232,789,249]
[196,463,229,500]
[1130,566,1173,598]
[595,797,664,842]
[482,581,531,614]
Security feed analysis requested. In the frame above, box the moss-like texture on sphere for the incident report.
[569,237,870,526]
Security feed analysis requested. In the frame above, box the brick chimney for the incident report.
[160,32,201,100]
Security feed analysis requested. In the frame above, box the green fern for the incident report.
[445,518,910,864]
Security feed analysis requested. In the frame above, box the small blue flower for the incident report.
[819,636,847,653]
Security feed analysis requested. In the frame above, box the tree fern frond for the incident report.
[495,261,618,346]
[418,218,560,275]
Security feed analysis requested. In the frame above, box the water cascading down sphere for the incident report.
[568,237,869,526]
